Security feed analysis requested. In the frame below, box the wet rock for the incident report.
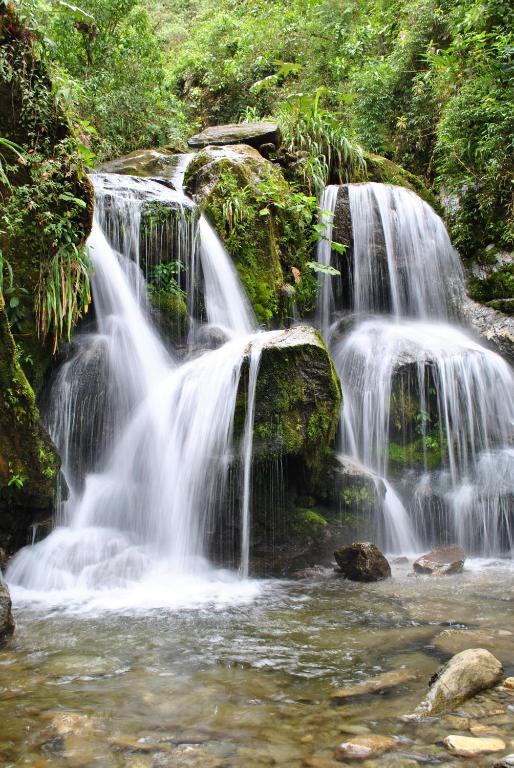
[362,760,419,768]
[393,556,410,565]
[188,122,280,149]
[334,542,391,582]
[443,715,470,731]
[413,545,465,576]
[193,325,229,351]
[443,734,505,757]
[495,755,514,768]
[461,297,514,364]
[304,756,342,768]
[291,565,328,579]
[503,677,514,690]
[335,735,396,761]
[97,148,177,179]
[331,669,417,700]
[0,582,14,643]
[434,628,514,662]
[414,648,503,716]
[0,547,7,569]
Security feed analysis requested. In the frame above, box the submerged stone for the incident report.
[413,545,465,576]
[335,735,396,761]
[188,122,280,149]
[443,734,505,757]
[331,669,417,700]
[414,648,503,716]
[334,542,391,582]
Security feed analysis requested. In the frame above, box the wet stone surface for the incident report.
[1,560,513,767]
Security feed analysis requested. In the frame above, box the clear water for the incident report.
[2,562,514,767]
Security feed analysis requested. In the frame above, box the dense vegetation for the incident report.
[9,0,512,267]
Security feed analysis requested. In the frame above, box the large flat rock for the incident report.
[188,122,280,149]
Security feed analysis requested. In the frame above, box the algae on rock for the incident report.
[0,4,91,551]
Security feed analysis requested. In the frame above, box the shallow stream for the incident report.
[2,560,514,767]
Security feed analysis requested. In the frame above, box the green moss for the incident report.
[148,289,189,342]
[388,434,446,470]
[185,146,318,324]
[468,264,514,312]
[363,152,441,212]
[0,297,60,551]
[289,507,328,540]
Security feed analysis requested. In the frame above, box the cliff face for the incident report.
[0,4,92,553]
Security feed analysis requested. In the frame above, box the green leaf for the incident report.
[306,261,341,276]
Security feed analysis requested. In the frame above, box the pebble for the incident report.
[503,677,514,690]
[443,734,506,757]
[335,735,396,760]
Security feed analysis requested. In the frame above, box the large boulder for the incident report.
[188,122,281,150]
[212,326,342,574]
[0,582,14,643]
[0,298,60,552]
[334,542,391,582]
[184,144,317,325]
[97,148,178,178]
[414,648,503,717]
[413,545,465,576]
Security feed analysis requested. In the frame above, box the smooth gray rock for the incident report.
[188,122,280,149]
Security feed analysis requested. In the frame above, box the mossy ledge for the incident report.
[0,4,92,551]
[185,144,318,325]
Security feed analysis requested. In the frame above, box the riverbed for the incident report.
[2,560,513,767]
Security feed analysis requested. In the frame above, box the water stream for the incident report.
[318,182,514,553]
[1,162,513,768]
[7,164,267,605]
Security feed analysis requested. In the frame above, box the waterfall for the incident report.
[347,183,465,318]
[316,185,340,338]
[7,163,267,603]
[320,182,514,554]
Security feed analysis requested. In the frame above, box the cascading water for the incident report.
[7,163,271,607]
[319,182,514,554]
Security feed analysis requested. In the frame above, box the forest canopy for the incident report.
[9,0,514,260]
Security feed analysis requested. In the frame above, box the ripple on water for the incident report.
[1,560,513,766]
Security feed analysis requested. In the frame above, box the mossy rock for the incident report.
[361,152,440,212]
[0,4,91,551]
[148,290,189,345]
[235,326,342,476]
[185,144,317,324]
[0,298,60,552]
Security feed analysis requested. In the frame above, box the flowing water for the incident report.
[7,166,267,604]
[319,183,514,554]
[2,563,514,767]
[2,166,513,768]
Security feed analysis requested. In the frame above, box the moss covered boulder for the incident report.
[211,327,345,574]
[185,144,317,324]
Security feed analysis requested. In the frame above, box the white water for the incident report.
[319,182,514,554]
[8,166,269,607]
[316,184,340,338]
[347,182,465,318]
